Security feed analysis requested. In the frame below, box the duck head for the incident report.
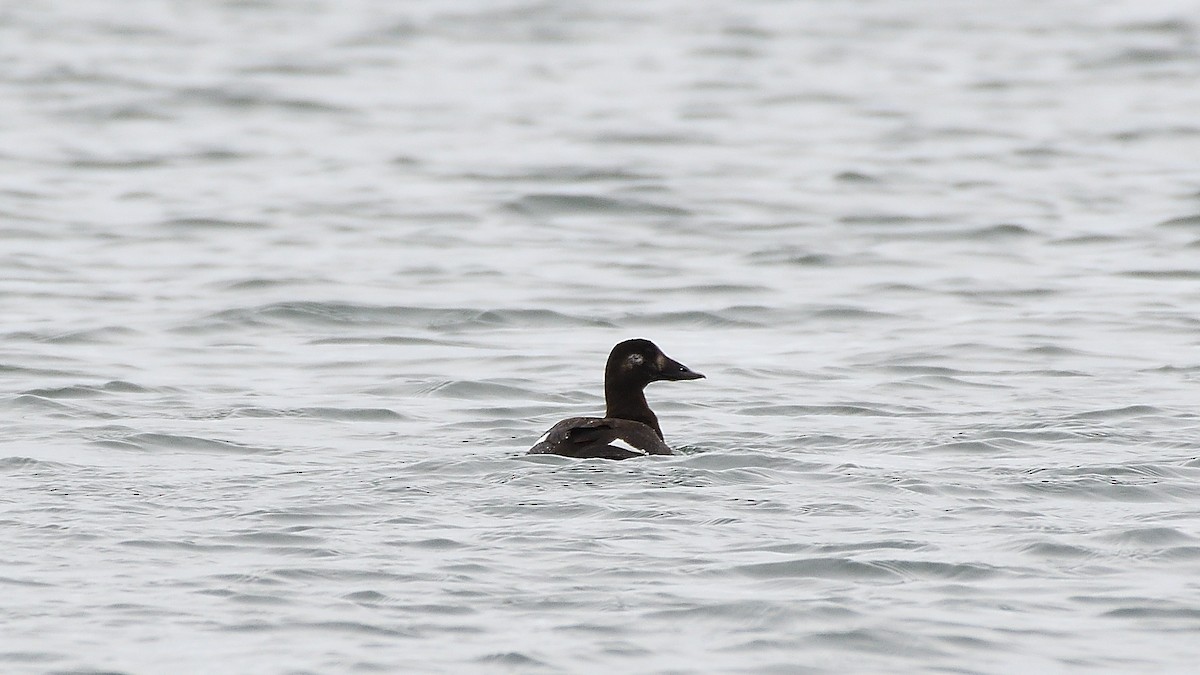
[605,338,705,388]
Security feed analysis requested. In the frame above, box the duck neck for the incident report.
[605,382,663,439]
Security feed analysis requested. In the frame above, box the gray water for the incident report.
[4,1,1200,672]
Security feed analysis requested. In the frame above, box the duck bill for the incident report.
[661,356,705,381]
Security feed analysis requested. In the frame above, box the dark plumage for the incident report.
[528,339,704,459]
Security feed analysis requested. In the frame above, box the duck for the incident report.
[527,338,704,459]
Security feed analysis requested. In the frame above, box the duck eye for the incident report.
[628,353,645,366]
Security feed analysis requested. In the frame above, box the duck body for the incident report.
[528,417,672,459]
[527,339,703,459]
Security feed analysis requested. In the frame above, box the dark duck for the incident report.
[528,338,704,459]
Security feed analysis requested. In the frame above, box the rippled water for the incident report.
[4,1,1200,672]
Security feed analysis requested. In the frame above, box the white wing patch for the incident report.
[534,431,551,446]
[610,438,647,455]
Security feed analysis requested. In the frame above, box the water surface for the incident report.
[4,1,1200,672]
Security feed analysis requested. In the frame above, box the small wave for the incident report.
[971,223,1039,238]
[189,303,610,332]
[834,170,881,183]
[4,395,97,417]
[397,603,476,616]
[737,404,895,417]
[656,282,773,295]
[804,627,945,657]
[956,286,1058,300]
[1068,405,1162,420]
[1084,47,1194,68]
[219,592,290,607]
[470,309,613,328]
[1055,464,1181,480]
[302,407,404,421]
[504,193,689,217]
[1013,476,1186,502]
[161,217,268,229]
[925,439,1027,454]
[1100,526,1195,546]
[91,439,147,451]
[13,326,139,345]
[238,61,345,77]
[838,213,937,226]
[1102,606,1200,619]
[0,226,54,240]
[460,165,650,183]
[725,557,898,580]
[221,531,328,546]
[216,277,316,291]
[1051,234,1128,245]
[1025,344,1093,357]
[1157,214,1200,228]
[312,335,485,348]
[809,306,900,321]
[675,452,820,471]
[343,590,388,603]
[747,249,836,266]
[868,559,1000,581]
[19,381,149,399]
[898,375,1012,390]
[416,380,538,401]
[0,650,59,664]
[1116,19,1194,34]
[1161,546,1200,561]
[476,652,552,668]
[1026,369,1088,378]
[646,599,799,623]
[404,537,469,551]
[120,539,238,552]
[124,433,277,454]
[1112,126,1200,141]
[619,307,770,328]
[104,380,150,393]
[858,222,1038,241]
[287,620,415,638]
[883,365,964,376]
[228,406,404,421]
[0,457,75,472]
[68,154,169,168]
[20,385,105,399]
[592,131,713,146]
[1017,541,1096,559]
[174,86,350,113]
[811,540,926,556]
[1121,269,1200,280]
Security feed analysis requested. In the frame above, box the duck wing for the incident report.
[527,417,669,459]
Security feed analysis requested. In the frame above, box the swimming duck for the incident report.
[527,338,704,459]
